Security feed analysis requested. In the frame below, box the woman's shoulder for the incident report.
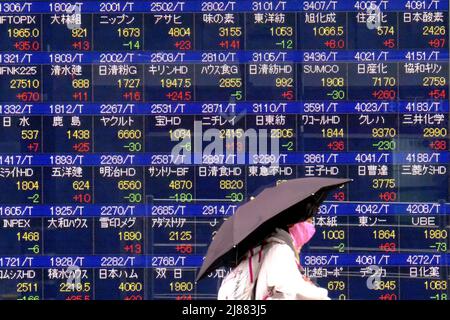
[263,228,296,255]
[264,241,296,260]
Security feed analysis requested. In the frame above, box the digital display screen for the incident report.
[0,0,449,300]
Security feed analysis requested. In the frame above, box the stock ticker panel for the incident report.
[0,0,449,300]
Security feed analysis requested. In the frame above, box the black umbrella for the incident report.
[196,177,352,281]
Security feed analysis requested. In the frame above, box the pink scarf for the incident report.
[289,221,316,251]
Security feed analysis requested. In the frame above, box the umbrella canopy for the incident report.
[196,177,352,282]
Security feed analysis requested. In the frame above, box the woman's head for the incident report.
[281,191,326,247]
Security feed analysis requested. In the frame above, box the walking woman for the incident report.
[218,202,330,300]
[197,178,351,300]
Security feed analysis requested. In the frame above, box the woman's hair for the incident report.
[304,202,319,220]
[281,190,328,229]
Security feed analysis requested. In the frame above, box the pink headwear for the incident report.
[289,221,316,251]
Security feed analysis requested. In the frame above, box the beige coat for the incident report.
[254,228,330,300]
